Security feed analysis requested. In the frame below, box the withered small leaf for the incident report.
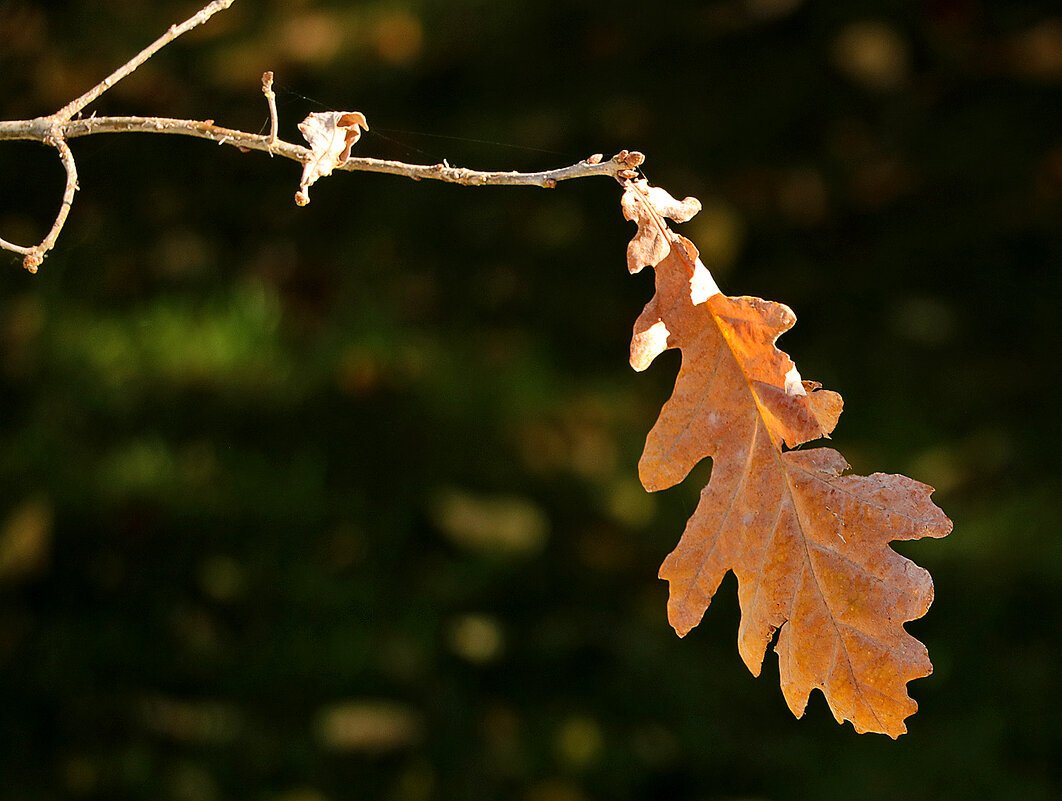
[295,111,368,205]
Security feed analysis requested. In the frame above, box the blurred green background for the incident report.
[1,0,1060,799]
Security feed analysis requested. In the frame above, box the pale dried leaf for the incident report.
[295,111,369,205]
[621,179,701,274]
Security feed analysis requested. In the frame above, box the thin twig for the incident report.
[0,236,35,258]
[261,71,278,150]
[53,0,237,123]
[341,150,638,187]
[1,115,641,188]
[0,135,79,274]
[30,138,79,273]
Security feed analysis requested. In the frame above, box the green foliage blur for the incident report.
[2,1,1060,799]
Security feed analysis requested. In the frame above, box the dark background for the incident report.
[1,1,1059,799]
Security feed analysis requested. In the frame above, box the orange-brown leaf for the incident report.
[623,178,951,737]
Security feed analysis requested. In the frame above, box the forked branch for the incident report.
[0,0,641,273]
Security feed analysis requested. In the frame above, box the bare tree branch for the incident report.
[1,103,642,272]
[0,0,643,272]
[1,115,640,186]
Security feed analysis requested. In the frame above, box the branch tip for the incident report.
[262,70,278,148]
[23,253,43,274]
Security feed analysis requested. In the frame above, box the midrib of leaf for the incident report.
[779,452,882,731]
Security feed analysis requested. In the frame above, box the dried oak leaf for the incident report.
[295,111,369,206]
[623,178,951,737]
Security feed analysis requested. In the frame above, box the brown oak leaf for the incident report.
[623,178,952,737]
[295,111,369,206]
